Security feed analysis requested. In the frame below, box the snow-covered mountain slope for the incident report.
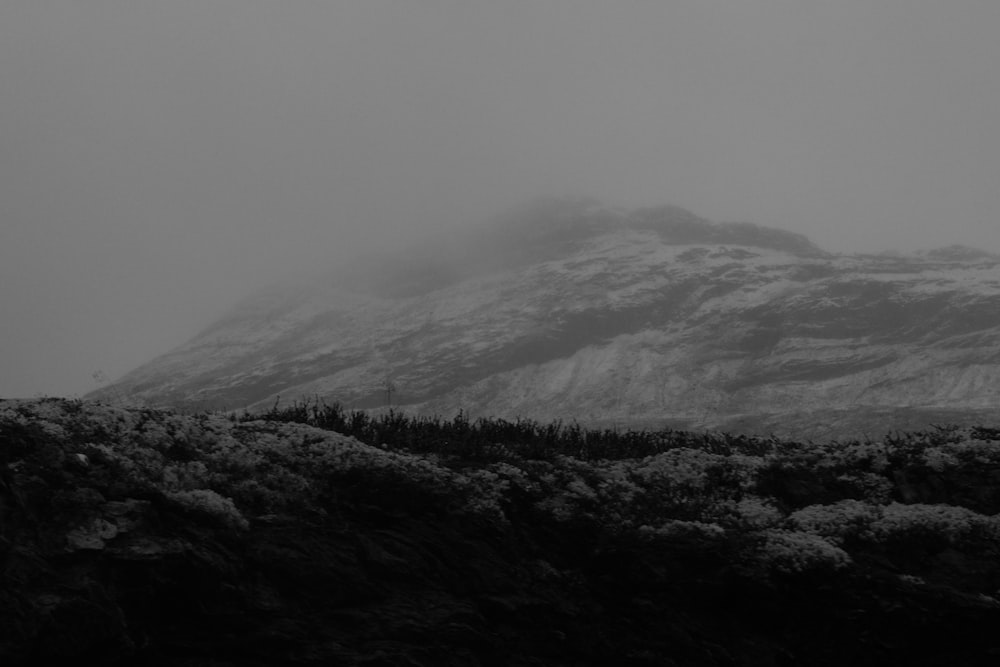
[95,200,1000,439]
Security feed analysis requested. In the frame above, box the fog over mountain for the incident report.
[89,198,1000,440]
[3,1,1000,399]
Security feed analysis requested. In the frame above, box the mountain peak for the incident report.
[360,198,828,297]
[93,198,1000,439]
[477,196,626,253]
[631,205,827,257]
[476,197,827,263]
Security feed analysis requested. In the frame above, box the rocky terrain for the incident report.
[4,398,1000,665]
[91,198,1000,439]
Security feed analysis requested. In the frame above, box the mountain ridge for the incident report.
[92,199,1000,439]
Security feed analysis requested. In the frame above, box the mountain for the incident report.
[94,198,1000,439]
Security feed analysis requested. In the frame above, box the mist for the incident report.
[2,1,999,398]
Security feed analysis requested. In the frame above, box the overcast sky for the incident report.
[2,1,999,398]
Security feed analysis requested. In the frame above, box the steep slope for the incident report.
[97,200,1000,438]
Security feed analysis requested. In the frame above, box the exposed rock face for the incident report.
[94,199,1000,438]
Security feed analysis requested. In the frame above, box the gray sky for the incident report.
[2,1,999,398]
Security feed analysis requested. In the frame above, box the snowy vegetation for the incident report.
[5,397,1000,585]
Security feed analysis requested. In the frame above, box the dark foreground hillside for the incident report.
[3,399,1000,665]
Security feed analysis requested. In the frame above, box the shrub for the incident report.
[752,529,852,574]
[163,488,249,530]
[786,500,880,545]
[871,502,1000,547]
